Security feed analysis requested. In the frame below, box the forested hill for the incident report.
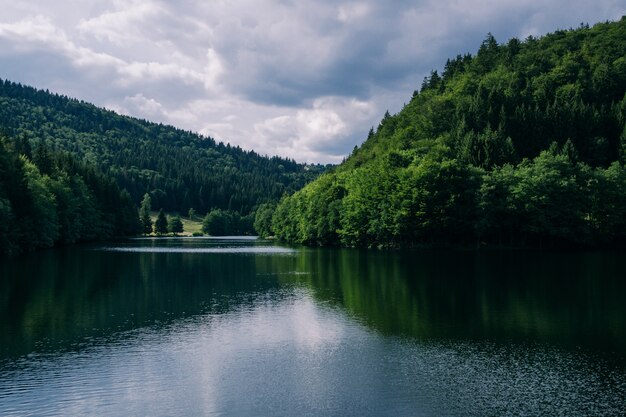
[0,80,326,215]
[264,18,626,248]
[0,135,141,255]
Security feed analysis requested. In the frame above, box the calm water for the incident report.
[1,238,625,416]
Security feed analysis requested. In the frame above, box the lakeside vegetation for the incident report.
[0,77,329,254]
[140,211,201,237]
[0,130,263,255]
[0,131,256,255]
[0,134,141,255]
[139,209,254,237]
[0,77,326,231]
[0,79,327,249]
[4,19,626,252]
[266,18,626,248]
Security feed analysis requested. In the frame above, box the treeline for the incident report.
[0,134,140,255]
[263,18,626,248]
[202,209,255,236]
[0,79,327,215]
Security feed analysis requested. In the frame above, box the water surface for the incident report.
[1,238,625,416]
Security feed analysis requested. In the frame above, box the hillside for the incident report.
[0,135,141,255]
[0,81,326,215]
[267,18,626,247]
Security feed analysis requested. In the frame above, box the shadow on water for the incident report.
[1,238,626,416]
[1,238,625,360]
[0,238,290,357]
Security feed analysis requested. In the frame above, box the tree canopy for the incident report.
[154,209,168,235]
[0,79,328,217]
[169,215,184,235]
[139,193,152,235]
[267,18,626,248]
[0,134,140,255]
[202,209,254,236]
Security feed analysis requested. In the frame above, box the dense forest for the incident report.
[264,18,626,248]
[0,80,326,216]
[0,134,141,255]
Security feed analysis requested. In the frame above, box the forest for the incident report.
[265,18,626,248]
[0,134,140,255]
[0,80,326,216]
[0,77,329,254]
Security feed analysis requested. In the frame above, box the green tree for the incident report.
[116,189,141,236]
[0,197,13,254]
[589,162,626,240]
[203,209,231,236]
[33,142,53,175]
[20,157,59,249]
[272,20,626,248]
[169,215,184,235]
[0,77,325,217]
[47,172,82,244]
[140,193,152,234]
[154,208,168,235]
[0,133,143,255]
[510,148,589,246]
[254,203,275,237]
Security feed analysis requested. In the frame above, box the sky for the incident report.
[0,1,624,163]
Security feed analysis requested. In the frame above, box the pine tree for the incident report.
[155,208,168,235]
[139,193,152,234]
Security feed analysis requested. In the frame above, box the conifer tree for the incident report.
[155,208,168,235]
[139,193,152,234]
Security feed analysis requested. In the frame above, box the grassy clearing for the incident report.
[148,212,204,236]
[180,215,204,236]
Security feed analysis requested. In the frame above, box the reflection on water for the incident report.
[0,238,625,416]
[277,248,626,349]
[100,236,296,253]
[99,246,295,253]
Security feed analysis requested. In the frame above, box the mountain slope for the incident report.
[0,134,141,255]
[269,18,626,248]
[0,81,326,215]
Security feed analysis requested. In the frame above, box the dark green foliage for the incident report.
[154,209,168,235]
[0,197,12,253]
[0,76,326,252]
[0,134,140,256]
[116,190,142,237]
[0,80,327,216]
[253,202,276,237]
[202,209,254,236]
[169,215,183,234]
[272,18,626,248]
[202,210,228,236]
[139,193,152,235]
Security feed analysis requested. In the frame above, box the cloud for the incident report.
[252,96,377,162]
[0,0,624,163]
[0,15,53,41]
[77,1,167,46]
[117,61,203,86]
[122,93,166,119]
[337,3,371,23]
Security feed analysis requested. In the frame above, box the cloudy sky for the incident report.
[0,1,624,163]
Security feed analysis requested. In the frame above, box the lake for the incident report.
[1,237,625,416]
